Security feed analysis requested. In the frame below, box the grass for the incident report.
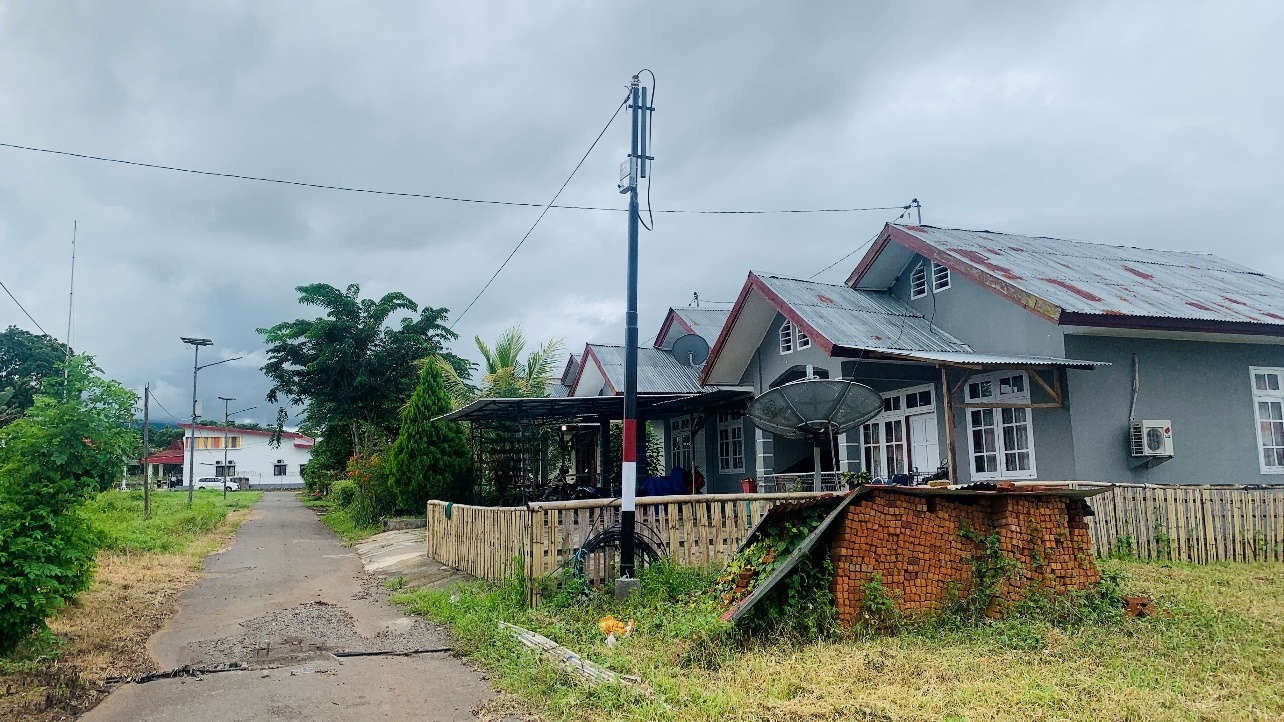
[393,559,1284,722]
[0,488,260,721]
[295,492,381,542]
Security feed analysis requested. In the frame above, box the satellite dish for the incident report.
[746,379,884,489]
[747,379,883,439]
[670,333,710,367]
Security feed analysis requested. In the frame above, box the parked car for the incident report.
[194,476,236,491]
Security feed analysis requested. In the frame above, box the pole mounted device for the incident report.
[617,73,653,581]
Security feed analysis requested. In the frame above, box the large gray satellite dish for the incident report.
[746,379,884,489]
[670,333,710,367]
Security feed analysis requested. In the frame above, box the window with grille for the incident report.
[910,263,928,299]
[1252,367,1284,473]
[932,262,951,292]
[717,412,745,473]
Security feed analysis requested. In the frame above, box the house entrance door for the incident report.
[907,412,940,476]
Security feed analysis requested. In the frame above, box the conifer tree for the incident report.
[386,358,473,510]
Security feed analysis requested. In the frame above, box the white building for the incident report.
[180,423,315,489]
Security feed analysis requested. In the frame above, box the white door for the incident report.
[907,412,940,475]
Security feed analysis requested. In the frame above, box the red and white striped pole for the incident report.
[619,75,643,579]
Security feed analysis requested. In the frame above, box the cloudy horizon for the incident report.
[2,1,1281,426]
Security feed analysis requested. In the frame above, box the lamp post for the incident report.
[180,337,242,506]
[217,396,257,500]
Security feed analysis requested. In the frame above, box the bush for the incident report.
[330,479,359,508]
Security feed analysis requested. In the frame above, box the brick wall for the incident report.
[830,489,1100,625]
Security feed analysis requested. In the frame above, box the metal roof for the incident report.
[672,307,731,342]
[586,344,705,394]
[757,274,972,353]
[861,349,1108,369]
[886,225,1284,327]
[434,393,698,424]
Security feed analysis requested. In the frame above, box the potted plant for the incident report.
[739,477,758,493]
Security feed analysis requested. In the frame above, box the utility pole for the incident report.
[142,384,151,520]
[180,337,240,506]
[617,73,653,591]
[219,396,235,501]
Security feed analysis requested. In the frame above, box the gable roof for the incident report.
[654,306,732,348]
[701,272,971,385]
[570,343,705,396]
[848,224,1284,334]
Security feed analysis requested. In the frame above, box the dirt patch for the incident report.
[0,509,252,722]
[183,599,448,666]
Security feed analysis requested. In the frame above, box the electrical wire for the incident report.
[450,93,630,328]
[807,203,916,279]
[148,392,183,423]
[0,141,905,216]
[0,277,52,337]
[636,68,656,232]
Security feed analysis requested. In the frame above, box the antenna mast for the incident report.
[65,220,77,351]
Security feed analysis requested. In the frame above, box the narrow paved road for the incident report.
[85,493,495,721]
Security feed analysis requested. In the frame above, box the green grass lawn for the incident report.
[394,559,1284,722]
[85,488,262,553]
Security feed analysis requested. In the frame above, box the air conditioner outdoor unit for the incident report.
[1130,420,1173,457]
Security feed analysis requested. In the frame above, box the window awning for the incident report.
[434,393,701,424]
[842,348,1109,370]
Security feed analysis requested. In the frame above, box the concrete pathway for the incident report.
[85,493,495,722]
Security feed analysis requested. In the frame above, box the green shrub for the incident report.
[330,479,359,508]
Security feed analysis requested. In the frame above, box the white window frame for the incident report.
[1250,366,1284,474]
[932,262,951,292]
[671,416,694,470]
[910,263,928,299]
[796,326,811,350]
[717,412,745,474]
[779,319,794,355]
[858,384,937,478]
[964,371,1037,480]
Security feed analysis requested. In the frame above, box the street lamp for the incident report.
[180,337,242,506]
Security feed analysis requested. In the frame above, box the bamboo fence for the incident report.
[425,492,830,593]
[1083,484,1284,563]
[425,485,1284,596]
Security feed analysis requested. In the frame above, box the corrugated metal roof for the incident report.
[673,307,732,342]
[757,274,972,353]
[892,224,1284,326]
[863,349,1109,369]
[587,344,705,394]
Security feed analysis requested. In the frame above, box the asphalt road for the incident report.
[84,493,496,722]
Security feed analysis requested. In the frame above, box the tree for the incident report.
[439,326,562,405]
[0,326,72,426]
[385,358,473,509]
[257,283,469,473]
[0,355,138,652]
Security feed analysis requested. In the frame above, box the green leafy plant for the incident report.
[385,359,474,508]
[0,355,138,652]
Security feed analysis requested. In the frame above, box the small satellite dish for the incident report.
[746,379,884,489]
[747,379,882,439]
[670,334,710,367]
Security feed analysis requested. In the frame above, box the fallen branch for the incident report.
[498,622,640,686]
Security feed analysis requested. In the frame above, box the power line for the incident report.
[0,140,905,216]
[451,93,630,328]
[807,202,917,279]
[148,392,182,423]
[0,277,51,336]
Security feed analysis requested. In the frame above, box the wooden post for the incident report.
[939,365,958,482]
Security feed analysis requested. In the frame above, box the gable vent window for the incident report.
[779,320,794,354]
[932,262,951,292]
[910,263,928,299]
[796,327,811,350]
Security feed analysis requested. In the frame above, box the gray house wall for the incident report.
[1065,334,1284,485]
[893,254,1066,357]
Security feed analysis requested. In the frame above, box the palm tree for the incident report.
[438,326,562,406]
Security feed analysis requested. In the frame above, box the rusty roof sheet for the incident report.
[892,225,1284,326]
[587,344,705,394]
[862,349,1108,369]
[672,307,732,342]
[757,274,973,353]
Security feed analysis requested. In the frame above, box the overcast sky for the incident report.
[1,1,1281,426]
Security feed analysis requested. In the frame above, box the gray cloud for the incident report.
[1,1,1281,422]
